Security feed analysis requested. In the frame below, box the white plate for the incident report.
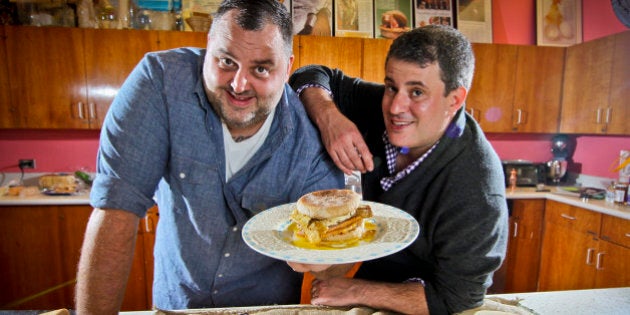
[242,201,420,264]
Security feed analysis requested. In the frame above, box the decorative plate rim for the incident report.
[242,201,420,264]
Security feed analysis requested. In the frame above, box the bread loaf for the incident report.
[39,174,77,193]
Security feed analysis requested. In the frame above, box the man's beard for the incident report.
[207,89,273,130]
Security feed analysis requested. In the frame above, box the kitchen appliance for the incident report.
[546,134,575,184]
[501,160,546,187]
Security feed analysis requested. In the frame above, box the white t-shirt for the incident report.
[222,110,275,181]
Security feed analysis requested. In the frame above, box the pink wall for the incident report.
[0,0,629,179]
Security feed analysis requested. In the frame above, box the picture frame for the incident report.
[413,0,454,28]
[374,0,413,39]
[537,0,582,46]
[292,0,333,36]
[456,0,493,43]
[334,0,374,38]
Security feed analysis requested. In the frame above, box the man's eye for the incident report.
[219,58,234,67]
[411,89,423,97]
[255,66,270,76]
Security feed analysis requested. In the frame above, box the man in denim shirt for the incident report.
[75,1,343,313]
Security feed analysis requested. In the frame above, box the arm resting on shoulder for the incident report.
[298,86,373,174]
[76,208,140,315]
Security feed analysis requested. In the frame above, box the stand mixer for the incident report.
[547,134,573,185]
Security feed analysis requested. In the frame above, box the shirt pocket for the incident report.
[169,154,222,210]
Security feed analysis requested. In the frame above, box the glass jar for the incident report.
[614,182,628,205]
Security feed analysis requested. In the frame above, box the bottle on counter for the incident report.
[605,181,616,203]
[509,168,517,193]
[614,182,628,205]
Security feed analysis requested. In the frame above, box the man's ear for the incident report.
[448,86,467,114]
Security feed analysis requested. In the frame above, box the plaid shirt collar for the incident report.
[380,132,439,191]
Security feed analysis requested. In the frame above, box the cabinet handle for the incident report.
[145,216,153,233]
[512,221,518,238]
[515,109,523,124]
[88,102,96,120]
[468,108,475,120]
[605,107,612,124]
[560,213,576,220]
[586,248,596,265]
[595,108,602,124]
[77,102,85,120]
[596,251,606,270]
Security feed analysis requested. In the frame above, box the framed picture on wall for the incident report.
[537,0,582,46]
[292,0,333,36]
[334,0,374,38]
[414,0,454,28]
[374,0,413,39]
[456,0,493,43]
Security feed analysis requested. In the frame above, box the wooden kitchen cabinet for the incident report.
[467,44,518,132]
[538,200,630,291]
[560,31,630,135]
[0,26,12,127]
[3,26,88,129]
[295,35,363,79]
[468,44,564,133]
[361,38,392,83]
[0,205,155,311]
[2,26,157,129]
[511,46,564,133]
[502,199,545,293]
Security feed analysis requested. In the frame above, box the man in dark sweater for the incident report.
[288,25,508,314]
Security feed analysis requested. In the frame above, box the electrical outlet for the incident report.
[19,159,36,169]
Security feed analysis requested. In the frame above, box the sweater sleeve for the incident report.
[289,65,385,136]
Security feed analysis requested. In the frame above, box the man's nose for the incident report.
[231,69,248,93]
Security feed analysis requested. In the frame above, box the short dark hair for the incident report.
[386,25,475,96]
[213,0,293,56]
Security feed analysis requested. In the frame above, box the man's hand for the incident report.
[300,87,374,174]
[287,261,355,280]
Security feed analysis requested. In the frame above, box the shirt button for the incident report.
[224,252,230,257]
[232,226,238,232]
[218,274,223,278]
[179,172,186,179]
[213,290,218,294]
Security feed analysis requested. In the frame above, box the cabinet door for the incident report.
[296,35,363,78]
[0,205,92,309]
[560,35,615,134]
[4,26,89,129]
[594,240,630,288]
[83,29,158,129]
[156,30,207,50]
[539,223,599,291]
[467,44,518,132]
[0,25,13,127]
[503,199,544,293]
[362,38,392,84]
[606,31,630,135]
[512,46,564,133]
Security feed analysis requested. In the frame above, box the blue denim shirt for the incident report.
[90,48,344,309]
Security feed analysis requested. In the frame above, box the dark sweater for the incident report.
[290,65,509,314]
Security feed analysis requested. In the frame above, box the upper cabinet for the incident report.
[295,35,363,78]
[560,31,630,135]
[0,26,12,127]
[361,38,392,84]
[467,44,518,132]
[0,27,207,129]
[512,45,565,133]
[82,28,159,129]
[4,26,89,129]
[467,44,564,133]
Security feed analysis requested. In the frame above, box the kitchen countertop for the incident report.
[4,186,629,219]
